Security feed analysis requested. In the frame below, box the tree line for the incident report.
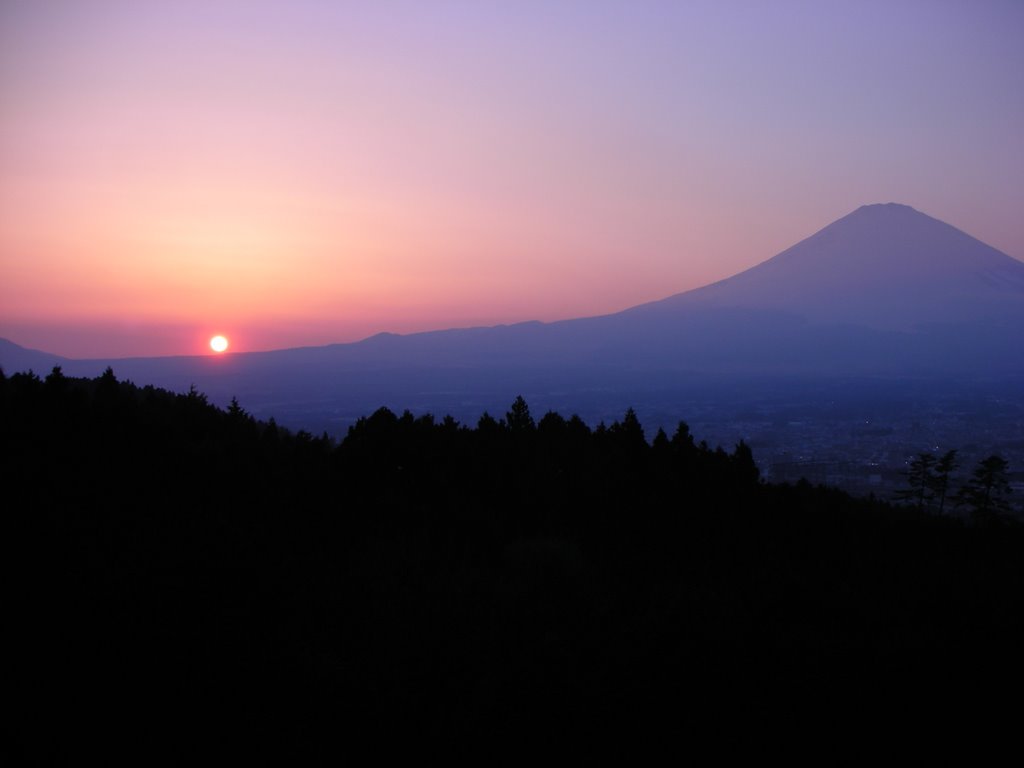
[6,366,1024,760]
[895,449,1014,521]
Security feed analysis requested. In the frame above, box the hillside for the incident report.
[7,369,1024,759]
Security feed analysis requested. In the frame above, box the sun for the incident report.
[209,335,229,353]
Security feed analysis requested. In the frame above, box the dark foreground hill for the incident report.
[7,369,1024,760]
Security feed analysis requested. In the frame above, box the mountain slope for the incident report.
[3,204,1022,421]
[623,203,1024,330]
[0,338,68,375]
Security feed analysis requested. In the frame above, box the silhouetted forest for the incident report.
[7,368,1024,761]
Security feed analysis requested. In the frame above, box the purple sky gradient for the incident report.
[2,0,1022,357]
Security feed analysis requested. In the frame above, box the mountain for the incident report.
[0,338,67,376]
[323,202,1023,375]
[625,202,1024,329]
[3,203,1023,431]
[557,202,1024,375]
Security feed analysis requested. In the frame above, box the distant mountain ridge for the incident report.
[0,338,67,376]
[3,203,1023,427]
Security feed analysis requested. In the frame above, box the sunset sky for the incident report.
[2,0,1022,358]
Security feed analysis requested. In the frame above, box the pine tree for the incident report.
[955,455,1012,523]
[732,440,761,487]
[894,453,937,510]
[505,396,535,433]
[228,396,246,419]
[929,450,958,515]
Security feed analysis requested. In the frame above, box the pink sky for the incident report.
[2,1,1022,358]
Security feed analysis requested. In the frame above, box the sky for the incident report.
[1,0,1022,358]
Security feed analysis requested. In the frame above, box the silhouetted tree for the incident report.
[537,410,566,434]
[895,453,937,510]
[228,396,246,419]
[671,421,696,453]
[566,414,590,436]
[652,427,670,452]
[96,366,118,398]
[732,440,760,487]
[608,408,646,451]
[505,395,535,433]
[955,455,1012,523]
[929,450,958,515]
[476,411,502,436]
[45,365,66,385]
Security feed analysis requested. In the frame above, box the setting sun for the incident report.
[210,335,229,353]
